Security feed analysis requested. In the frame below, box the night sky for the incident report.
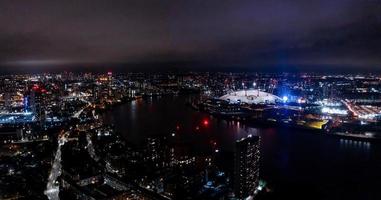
[1,0,381,72]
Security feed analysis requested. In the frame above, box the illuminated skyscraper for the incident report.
[4,92,11,112]
[234,135,260,199]
[30,86,46,126]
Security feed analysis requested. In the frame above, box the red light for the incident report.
[32,84,39,91]
[203,119,209,126]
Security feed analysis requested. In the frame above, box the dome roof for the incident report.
[219,90,281,104]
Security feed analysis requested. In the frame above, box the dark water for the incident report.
[103,95,381,200]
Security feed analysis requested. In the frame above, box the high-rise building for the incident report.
[23,96,29,112]
[30,86,46,126]
[4,92,12,112]
[234,135,260,199]
[145,136,173,169]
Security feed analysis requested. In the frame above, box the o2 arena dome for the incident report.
[219,89,281,104]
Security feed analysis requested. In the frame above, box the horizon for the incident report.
[1,1,381,200]
[1,63,381,75]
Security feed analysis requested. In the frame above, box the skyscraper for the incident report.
[30,85,46,126]
[234,135,260,199]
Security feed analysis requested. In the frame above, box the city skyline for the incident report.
[0,71,380,199]
[1,1,381,200]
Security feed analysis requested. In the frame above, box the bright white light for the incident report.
[321,107,348,115]
[297,98,306,104]
[282,96,288,102]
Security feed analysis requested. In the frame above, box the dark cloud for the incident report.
[0,0,380,71]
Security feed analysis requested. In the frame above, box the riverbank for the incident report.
[101,94,381,200]
[190,98,381,142]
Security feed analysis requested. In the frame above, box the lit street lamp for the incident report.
[242,82,246,96]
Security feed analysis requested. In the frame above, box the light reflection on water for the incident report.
[103,95,381,199]
[340,139,371,149]
[339,138,371,159]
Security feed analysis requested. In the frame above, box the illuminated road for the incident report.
[44,132,68,200]
[72,99,92,118]
[86,133,99,162]
[72,107,86,118]
[44,101,99,200]
[342,99,358,117]
[62,95,92,119]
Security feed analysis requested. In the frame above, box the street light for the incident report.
[253,82,258,96]
[242,82,246,96]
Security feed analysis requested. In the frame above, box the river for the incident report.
[103,95,381,200]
